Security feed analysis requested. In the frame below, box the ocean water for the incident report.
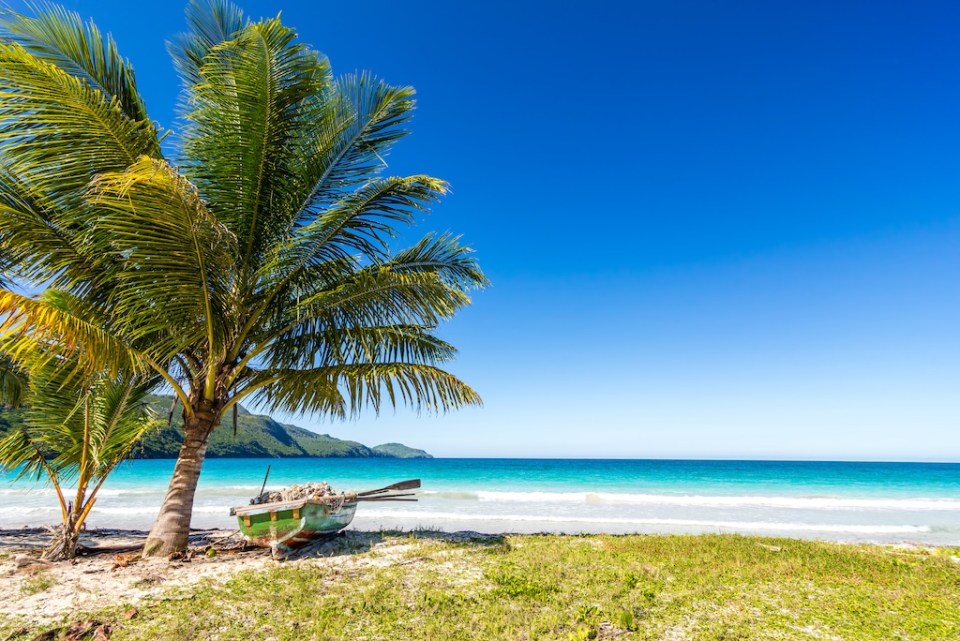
[2,458,959,545]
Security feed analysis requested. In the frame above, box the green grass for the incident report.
[3,533,959,640]
[18,573,55,596]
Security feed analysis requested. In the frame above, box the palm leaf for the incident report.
[87,157,238,362]
[263,324,458,373]
[0,425,49,481]
[0,355,26,407]
[0,288,146,376]
[0,165,121,293]
[389,232,489,289]
[181,16,330,272]
[268,175,448,271]
[289,73,417,222]
[259,269,472,357]
[243,362,481,417]
[0,42,159,214]
[167,0,247,88]
[0,2,156,127]
[245,175,449,336]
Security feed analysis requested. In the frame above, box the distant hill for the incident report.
[371,443,432,459]
[0,395,432,459]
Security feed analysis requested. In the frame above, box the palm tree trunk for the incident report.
[143,405,218,557]
[44,513,82,561]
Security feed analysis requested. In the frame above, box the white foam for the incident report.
[423,491,960,511]
[0,487,158,497]
[91,505,224,516]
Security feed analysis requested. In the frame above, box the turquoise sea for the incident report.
[2,459,960,545]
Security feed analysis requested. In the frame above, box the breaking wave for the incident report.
[421,491,960,511]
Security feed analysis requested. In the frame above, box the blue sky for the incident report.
[15,0,960,460]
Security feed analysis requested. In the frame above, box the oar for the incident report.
[356,479,421,497]
[356,492,418,502]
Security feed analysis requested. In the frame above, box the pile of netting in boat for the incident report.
[249,481,339,505]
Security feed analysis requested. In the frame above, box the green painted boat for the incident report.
[230,479,420,558]
[231,494,358,558]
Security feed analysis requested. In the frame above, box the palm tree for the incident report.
[0,303,160,559]
[0,1,486,556]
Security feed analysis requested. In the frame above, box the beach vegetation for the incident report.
[2,533,956,641]
[0,322,159,559]
[18,573,55,596]
[0,0,484,557]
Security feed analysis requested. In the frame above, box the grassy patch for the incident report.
[19,573,55,596]
[6,534,960,640]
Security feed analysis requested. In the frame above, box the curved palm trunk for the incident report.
[143,405,219,557]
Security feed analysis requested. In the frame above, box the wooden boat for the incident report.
[230,479,419,558]
[231,494,359,558]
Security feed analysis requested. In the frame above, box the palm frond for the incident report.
[167,0,247,88]
[0,425,48,480]
[0,165,120,293]
[42,372,158,475]
[233,263,478,387]
[87,157,238,361]
[278,175,447,265]
[389,232,489,290]
[8,353,158,481]
[0,42,160,215]
[252,175,448,320]
[264,324,458,373]
[290,73,416,222]
[259,269,472,356]
[1,2,156,128]
[243,362,481,417]
[0,288,145,376]
[181,16,330,272]
[0,249,12,288]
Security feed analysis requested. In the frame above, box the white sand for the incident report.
[0,527,425,626]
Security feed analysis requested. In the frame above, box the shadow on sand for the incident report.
[1,527,508,560]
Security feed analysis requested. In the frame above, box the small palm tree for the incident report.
[0,315,159,560]
[0,1,485,555]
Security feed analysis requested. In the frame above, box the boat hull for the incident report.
[232,497,357,557]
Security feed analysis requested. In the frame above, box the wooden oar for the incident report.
[356,479,421,497]
[356,492,418,502]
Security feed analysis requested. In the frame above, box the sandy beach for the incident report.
[2,527,958,640]
[2,528,254,624]
[0,527,433,625]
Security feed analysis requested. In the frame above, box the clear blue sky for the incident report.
[15,0,960,460]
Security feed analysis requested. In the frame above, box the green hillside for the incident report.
[0,395,432,459]
[371,443,433,458]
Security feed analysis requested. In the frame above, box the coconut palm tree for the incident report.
[0,367,159,560]
[0,299,160,559]
[0,0,486,556]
